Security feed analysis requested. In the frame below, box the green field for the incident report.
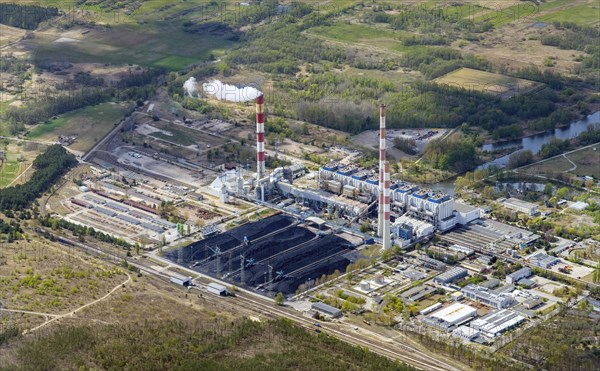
[30,23,236,71]
[565,146,600,178]
[519,155,574,177]
[308,23,399,43]
[0,155,21,188]
[434,67,539,98]
[536,3,600,26]
[27,102,130,152]
[518,145,600,179]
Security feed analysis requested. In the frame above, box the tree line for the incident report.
[0,145,77,211]
[38,216,132,249]
[0,3,58,30]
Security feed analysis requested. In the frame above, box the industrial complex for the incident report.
[46,93,598,353]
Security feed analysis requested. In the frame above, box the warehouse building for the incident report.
[422,303,478,331]
[448,244,474,256]
[207,282,228,296]
[503,198,539,216]
[400,285,438,303]
[462,285,516,309]
[454,202,481,225]
[311,302,342,318]
[170,274,193,287]
[452,325,480,341]
[528,253,560,269]
[434,267,468,285]
[470,309,525,338]
[506,267,532,284]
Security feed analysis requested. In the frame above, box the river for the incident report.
[479,110,600,169]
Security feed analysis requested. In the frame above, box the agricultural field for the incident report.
[26,102,132,154]
[433,68,540,99]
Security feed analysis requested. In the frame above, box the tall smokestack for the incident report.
[256,94,265,180]
[383,161,391,250]
[378,103,386,237]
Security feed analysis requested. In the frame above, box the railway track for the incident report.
[232,293,463,371]
[50,232,467,371]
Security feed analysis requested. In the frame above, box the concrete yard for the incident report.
[165,214,361,297]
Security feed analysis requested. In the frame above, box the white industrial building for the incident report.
[318,164,457,230]
[462,284,516,309]
[454,202,481,225]
[452,325,480,341]
[503,198,539,216]
[423,303,478,330]
[506,267,532,284]
[470,309,525,338]
[392,215,434,239]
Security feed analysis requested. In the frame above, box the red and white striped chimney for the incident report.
[383,161,391,250]
[377,103,386,237]
[256,94,265,180]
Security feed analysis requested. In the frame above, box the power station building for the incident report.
[318,164,461,231]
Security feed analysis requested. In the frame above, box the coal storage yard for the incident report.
[165,213,360,297]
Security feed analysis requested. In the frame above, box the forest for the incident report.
[0,145,77,211]
[2,68,163,127]
[1,318,416,371]
[0,3,58,30]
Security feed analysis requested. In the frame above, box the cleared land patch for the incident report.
[433,67,540,99]
[27,102,131,153]
[28,23,236,70]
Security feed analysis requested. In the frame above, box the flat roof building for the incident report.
[312,302,342,318]
[470,309,525,338]
[503,198,539,216]
[423,303,478,331]
[528,253,560,269]
[462,284,516,309]
[434,267,468,285]
[506,267,532,284]
[170,274,192,287]
[207,282,228,296]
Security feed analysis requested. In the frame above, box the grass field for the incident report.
[0,157,21,188]
[433,67,540,98]
[308,23,399,43]
[518,145,600,179]
[518,155,574,177]
[536,2,600,26]
[472,2,541,27]
[564,146,600,178]
[27,102,131,153]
